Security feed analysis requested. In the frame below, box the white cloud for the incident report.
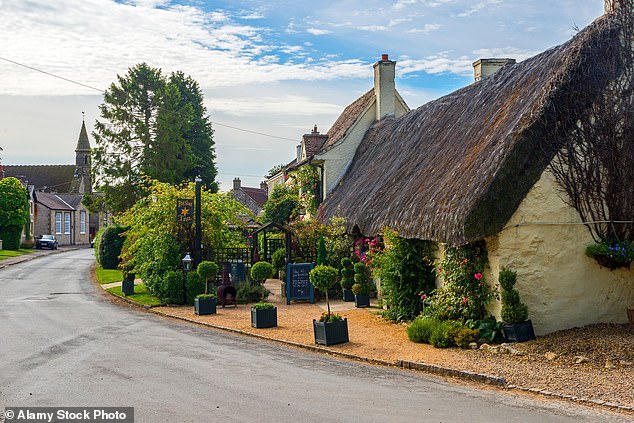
[407,23,442,34]
[457,0,504,17]
[306,28,332,35]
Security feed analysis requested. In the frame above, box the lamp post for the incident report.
[194,176,202,267]
[182,252,193,304]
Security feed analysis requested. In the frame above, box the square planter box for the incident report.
[251,306,277,328]
[194,297,217,315]
[503,320,536,342]
[342,289,355,302]
[121,278,135,296]
[313,318,349,346]
[354,294,370,308]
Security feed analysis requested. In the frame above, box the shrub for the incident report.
[158,270,184,304]
[454,328,480,348]
[370,230,436,321]
[271,248,286,275]
[353,262,373,295]
[98,225,129,269]
[236,283,270,303]
[0,226,23,250]
[340,258,354,290]
[196,293,216,300]
[499,268,528,324]
[251,261,274,284]
[472,316,505,343]
[0,177,29,250]
[197,261,219,294]
[252,301,275,310]
[429,320,462,348]
[407,317,439,344]
[185,271,205,305]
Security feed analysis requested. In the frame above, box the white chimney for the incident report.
[374,54,396,120]
[605,0,622,13]
[473,58,516,82]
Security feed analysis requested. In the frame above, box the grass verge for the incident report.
[96,265,123,284]
[0,249,36,260]
[106,283,162,306]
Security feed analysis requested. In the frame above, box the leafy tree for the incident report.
[116,178,248,295]
[92,63,217,213]
[0,177,29,250]
[262,183,301,225]
[266,164,285,178]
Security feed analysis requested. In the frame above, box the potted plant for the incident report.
[310,265,348,346]
[499,268,535,342]
[271,248,286,280]
[121,262,135,296]
[194,261,219,315]
[340,258,355,302]
[352,262,372,308]
[251,301,277,328]
[585,240,634,270]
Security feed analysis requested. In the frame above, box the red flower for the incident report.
[474,273,483,280]
[462,297,468,305]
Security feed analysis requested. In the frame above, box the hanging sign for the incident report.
[177,198,194,225]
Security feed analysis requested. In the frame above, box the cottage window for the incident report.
[55,212,62,234]
[64,212,71,234]
[80,211,86,234]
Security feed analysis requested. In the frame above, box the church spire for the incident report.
[75,112,91,152]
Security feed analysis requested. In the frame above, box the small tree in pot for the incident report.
[194,261,219,315]
[500,268,535,342]
[250,261,277,328]
[352,262,372,308]
[340,258,355,302]
[310,265,348,346]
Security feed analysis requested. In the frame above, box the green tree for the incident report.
[0,177,29,250]
[92,63,218,213]
[262,184,300,225]
[116,178,248,295]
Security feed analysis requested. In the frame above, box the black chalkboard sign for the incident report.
[286,263,315,305]
[230,262,245,282]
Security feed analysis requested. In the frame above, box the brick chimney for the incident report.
[374,54,396,120]
[472,58,516,82]
[233,177,241,190]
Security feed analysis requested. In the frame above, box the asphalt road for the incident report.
[0,249,631,423]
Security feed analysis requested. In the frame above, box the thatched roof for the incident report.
[319,14,621,246]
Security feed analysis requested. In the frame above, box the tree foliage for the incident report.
[263,183,301,225]
[92,63,217,213]
[0,177,29,249]
[116,178,248,295]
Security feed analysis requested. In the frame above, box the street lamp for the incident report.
[182,252,193,304]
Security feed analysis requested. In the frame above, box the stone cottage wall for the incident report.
[484,170,633,335]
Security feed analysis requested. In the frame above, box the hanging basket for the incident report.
[593,255,632,270]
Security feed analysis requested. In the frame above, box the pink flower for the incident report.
[462,296,468,305]
[474,273,483,280]
[420,294,427,300]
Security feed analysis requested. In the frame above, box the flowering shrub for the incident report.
[423,241,495,322]
[355,237,380,264]
[586,240,634,270]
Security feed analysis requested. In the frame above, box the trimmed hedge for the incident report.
[98,225,129,269]
[158,270,184,305]
[185,271,205,305]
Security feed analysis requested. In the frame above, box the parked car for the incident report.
[35,235,58,250]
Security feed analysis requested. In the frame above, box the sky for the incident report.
[0,0,606,191]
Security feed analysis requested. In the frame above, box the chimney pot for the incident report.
[381,54,389,61]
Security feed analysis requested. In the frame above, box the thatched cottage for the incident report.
[319,2,634,334]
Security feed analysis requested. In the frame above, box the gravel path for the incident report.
[148,280,634,415]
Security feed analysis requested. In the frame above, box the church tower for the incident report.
[74,116,92,194]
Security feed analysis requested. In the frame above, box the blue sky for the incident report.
[0,0,605,190]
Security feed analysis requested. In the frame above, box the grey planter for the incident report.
[194,297,217,315]
[354,294,370,308]
[121,278,135,296]
[251,306,277,328]
[342,289,355,302]
[313,318,349,346]
[503,320,536,342]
